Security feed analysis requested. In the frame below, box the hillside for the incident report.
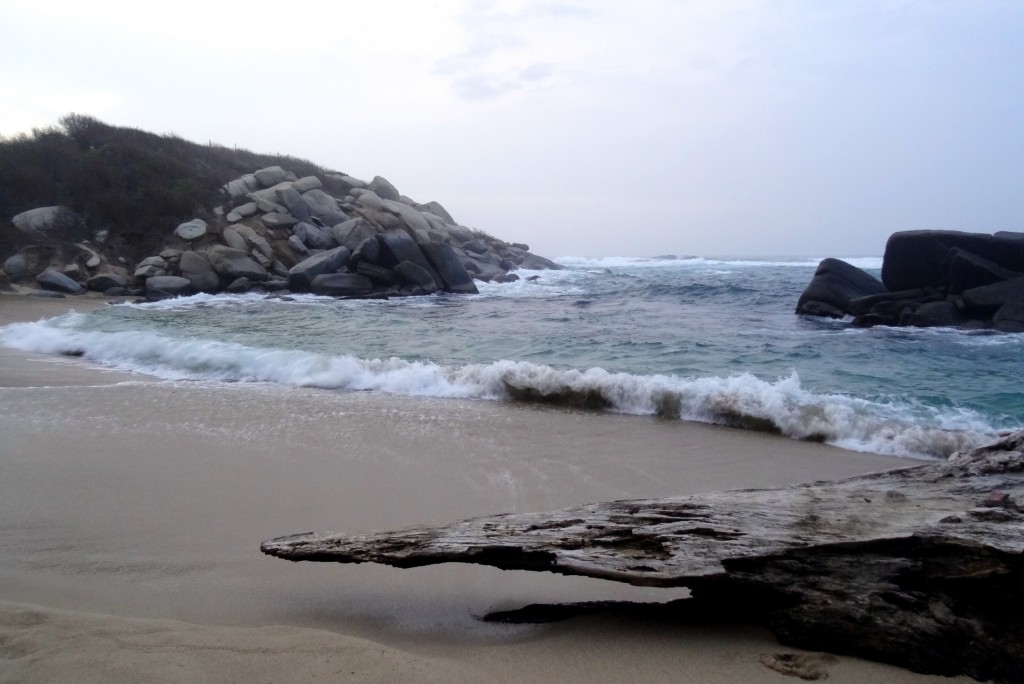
[0,115,558,299]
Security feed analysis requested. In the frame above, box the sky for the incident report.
[1,0,1022,258]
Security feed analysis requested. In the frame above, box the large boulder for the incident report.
[223,174,260,198]
[309,273,374,297]
[36,268,83,294]
[419,242,478,294]
[905,301,969,328]
[276,186,313,222]
[376,233,441,286]
[367,176,401,201]
[947,248,1022,294]
[253,166,291,188]
[3,254,28,282]
[221,227,249,251]
[294,222,334,250]
[381,200,432,240]
[292,176,322,193]
[796,259,887,317]
[393,261,437,292]
[146,275,194,299]
[882,230,1024,291]
[422,200,455,225]
[331,174,368,194]
[86,272,128,292]
[207,246,269,282]
[287,246,351,292]
[11,206,82,237]
[262,212,299,229]
[178,251,220,293]
[332,218,377,251]
[174,218,207,242]
[958,276,1024,316]
[301,189,348,226]
[993,302,1024,332]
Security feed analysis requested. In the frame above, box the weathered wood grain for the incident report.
[262,431,1024,682]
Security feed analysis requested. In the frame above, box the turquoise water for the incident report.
[3,256,1020,458]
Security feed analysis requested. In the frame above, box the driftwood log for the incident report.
[262,431,1024,682]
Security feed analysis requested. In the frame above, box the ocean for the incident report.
[2,255,1020,460]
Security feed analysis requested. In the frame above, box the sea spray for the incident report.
[0,318,1001,458]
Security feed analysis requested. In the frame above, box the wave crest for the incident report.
[0,320,1001,460]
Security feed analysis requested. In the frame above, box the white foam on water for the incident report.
[1,319,1002,460]
[555,256,883,270]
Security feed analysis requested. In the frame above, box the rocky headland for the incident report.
[797,230,1024,332]
[0,116,561,301]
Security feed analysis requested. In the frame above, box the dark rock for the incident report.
[103,286,127,297]
[993,302,1024,333]
[882,230,1024,291]
[354,261,395,285]
[178,251,221,293]
[262,279,288,291]
[376,233,442,284]
[462,239,488,255]
[86,272,129,292]
[848,289,935,316]
[146,275,194,299]
[851,313,897,328]
[276,186,313,222]
[287,246,351,292]
[224,277,254,293]
[419,243,478,294]
[796,258,887,317]
[393,261,437,292]
[35,269,83,294]
[905,301,968,328]
[351,236,382,266]
[0,269,12,292]
[309,272,374,297]
[261,212,299,229]
[207,246,269,282]
[958,276,1024,316]
[519,253,564,270]
[798,301,845,318]
[3,254,28,282]
[294,222,334,250]
[948,248,1022,295]
[493,273,521,284]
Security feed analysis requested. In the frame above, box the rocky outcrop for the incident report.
[262,430,1024,683]
[2,164,561,301]
[797,230,1024,330]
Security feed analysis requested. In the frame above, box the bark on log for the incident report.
[262,431,1024,683]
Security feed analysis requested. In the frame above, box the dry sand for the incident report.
[0,294,973,682]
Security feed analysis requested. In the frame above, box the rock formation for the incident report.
[797,230,1024,331]
[1,165,561,300]
[263,430,1024,683]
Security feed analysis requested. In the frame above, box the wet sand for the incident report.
[0,294,971,682]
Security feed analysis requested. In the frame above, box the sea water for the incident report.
[2,256,1020,459]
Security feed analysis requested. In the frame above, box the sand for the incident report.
[0,294,973,682]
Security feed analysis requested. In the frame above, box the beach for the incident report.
[0,294,974,683]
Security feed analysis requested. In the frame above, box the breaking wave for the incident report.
[0,319,999,459]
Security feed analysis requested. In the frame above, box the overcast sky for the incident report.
[2,1,1021,258]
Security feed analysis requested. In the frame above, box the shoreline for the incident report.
[0,294,972,682]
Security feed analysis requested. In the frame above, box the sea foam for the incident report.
[0,319,997,459]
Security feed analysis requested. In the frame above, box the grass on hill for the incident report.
[0,114,343,263]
